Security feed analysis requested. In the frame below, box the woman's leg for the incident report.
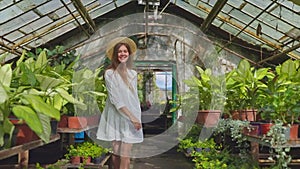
[120,142,133,169]
[112,141,121,169]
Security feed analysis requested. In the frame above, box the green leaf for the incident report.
[35,74,64,91]
[0,64,12,87]
[35,50,48,70]
[55,88,86,107]
[36,113,51,143]
[0,83,8,104]
[20,63,37,86]
[12,105,43,135]
[21,94,60,120]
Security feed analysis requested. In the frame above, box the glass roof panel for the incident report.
[0,11,39,36]
[278,0,300,11]
[16,0,48,12]
[259,22,284,40]
[258,12,293,34]
[271,5,300,28]
[242,3,262,17]
[4,31,24,42]
[211,18,223,27]
[222,4,233,13]
[239,31,263,45]
[227,0,246,9]
[0,0,13,10]
[220,22,240,35]
[36,0,63,16]
[98,0,114,6]
[228,9,252,24]
[0,5,23,24]
[19,16,53,34]
[247,0,273,9]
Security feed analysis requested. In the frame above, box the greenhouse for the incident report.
[0,0,300,168]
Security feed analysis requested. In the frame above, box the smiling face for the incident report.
[117,44,129,63]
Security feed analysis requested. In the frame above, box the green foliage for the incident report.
[183,66,226,111]
[263,120,291,169]
[65,142,109,160]
[225,59,269,114]
[258,59,300,124]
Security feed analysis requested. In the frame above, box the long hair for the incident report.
[106,42,134,91]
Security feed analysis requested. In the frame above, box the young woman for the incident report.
[97,37,143,169]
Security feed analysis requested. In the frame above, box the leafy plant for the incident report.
[263,120,291,169]
[183,66,226,111]
[0,49,87,147]
[258,59,300,124]
[225,59,269,117]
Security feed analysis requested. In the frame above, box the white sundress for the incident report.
[96,69,144,143]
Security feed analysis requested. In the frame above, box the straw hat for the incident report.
[106,37,137,60]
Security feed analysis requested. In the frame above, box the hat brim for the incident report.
[106,37,137,60]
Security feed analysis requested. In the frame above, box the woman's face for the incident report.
[117,45,129,63]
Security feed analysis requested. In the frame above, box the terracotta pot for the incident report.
[82,156,92,164]
[230,109,257,121]
[58,115,68,128]
[260,123,273,135]
[70,156,81,164]
[196,110,221,127]
[68,116,87,129]
[11,121,39,145]
[289,124,299,140]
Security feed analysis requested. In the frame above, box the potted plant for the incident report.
[183,66,226,127]
[225,59,269,121]
[65,144,82,164]
[0,49,86,147]
[258,59,300,139]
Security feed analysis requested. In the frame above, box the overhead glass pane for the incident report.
[115,0,132,7]
[0,11,39,36]
[211,18,223,27]
[0,0,13,10]
[227,0,246,9]
[220,22,240,35]
[19,16,52,34]
[286,28,300,39]
[278,0,300,13]
[4,31,24,42]
[197,0,213,11]
[260,34,281,47]
[36,0,63,15]
[0,5,23,24]
[222,4,233,13]
[271,5,300,28]
[187,0,199,6]
[247,0,273,9]
[98,0,114,6]
[258,12,293,34]
[16,0,48,12]
[28,23,77,47]
[207,0,217,6]
[238,32,263,46]
[229,17,247,31]
[229,9,252,24]
[89,2,116,18]
[259,22,284,40]
[55,6,71,18]
[242,3,262,18]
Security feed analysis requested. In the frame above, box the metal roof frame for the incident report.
[0,0,299,65]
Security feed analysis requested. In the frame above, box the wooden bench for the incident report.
[0,134,60,168]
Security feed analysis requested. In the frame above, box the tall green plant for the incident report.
[0,50,85,147]
[225,59,269,112]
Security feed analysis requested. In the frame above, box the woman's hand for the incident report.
[130,117,142,130]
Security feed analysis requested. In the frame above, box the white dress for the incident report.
[96,69,143,143]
